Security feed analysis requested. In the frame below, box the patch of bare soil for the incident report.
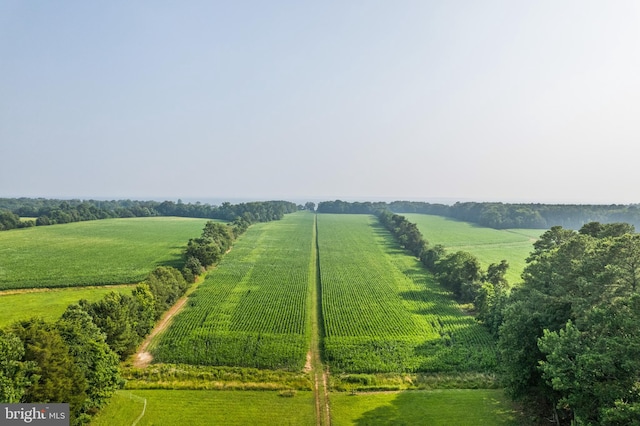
[304,351,313,373]
[132,296,188,368]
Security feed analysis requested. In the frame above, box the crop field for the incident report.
[0,217,210,290]
[0,285,137,327]
[403,214,543,284]
[152,212,315,370]
[317,214,496,373]
[91,390,316,426]
[330,389,519,425]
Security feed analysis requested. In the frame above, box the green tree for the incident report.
[475,260,509,337]
[131,284,156,337]
[434,251,482,302]
[539,295,640,424]
[12,319,87,417]
[56,305,121,414]
[80,292,139,359]
[0,330,36,403]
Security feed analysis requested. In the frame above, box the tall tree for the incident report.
[0,330,36,403]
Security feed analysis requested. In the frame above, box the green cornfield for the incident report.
[317,214,497,373]
[0,217,210,290]
[152,212,316,370]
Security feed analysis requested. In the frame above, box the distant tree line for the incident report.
[0,198,298,230]
[316,200,640,230]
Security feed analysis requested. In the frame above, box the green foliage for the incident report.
[131,284,156,337]
[499,223,640,423]
[56,304,122,414]
[143,267,189,318]
[434,251,483,303]
[0,330,37,403]
[11,319,88,419]
[81,292,141,359]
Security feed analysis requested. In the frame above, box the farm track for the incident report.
[132,275,205,368]
[310,214,331,426]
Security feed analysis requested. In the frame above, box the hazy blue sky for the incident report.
[2,1,640,203]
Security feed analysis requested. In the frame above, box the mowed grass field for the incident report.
[318,214,496,373]
[152,212,315,370]
[0,217,210,290]
[403,214,543,284]
[0,285,137,327]
[91,389,517,426]
[330,389,519,425]
[91,390,316,426]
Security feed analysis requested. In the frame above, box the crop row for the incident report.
[152,213,315,370]
[317,214,496,373]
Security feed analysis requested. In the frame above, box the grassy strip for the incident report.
[121,363,312,391]
[0,217,210,290]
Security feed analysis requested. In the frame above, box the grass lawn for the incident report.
[330,389,520,425]
[92,389,520,425]
[91,390,316,426]
[0,217,210,290]
[0,285,137,327]
[404,214,543,284]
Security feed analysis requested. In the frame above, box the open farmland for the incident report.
[152,212,315,370]
[0,285,137,327]
[330,389,518,425]
[317,214,496,373]
[403,214,543,284]
[0,217,210,290]
[91,390,316,426]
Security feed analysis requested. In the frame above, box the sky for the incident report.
[2,1,640,204]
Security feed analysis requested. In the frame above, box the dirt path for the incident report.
[309,214,331,426]
[132,295,189,368]
[132,274,206,368]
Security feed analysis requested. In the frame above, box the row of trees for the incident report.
[0,266,188,425]
[375,210,509,335]
[498,222,640,424]
[0,206,280,424]
[0,198,299,230]
[0,210,34,230]
[375,205,640,423]
[182,219,249,280]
